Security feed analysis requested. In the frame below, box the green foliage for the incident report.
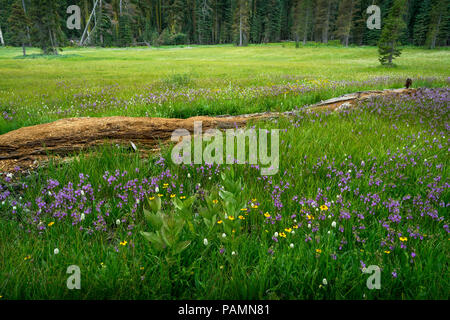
[378,0,407,65]
[413,0,431,46]
[7,0,30,53]
[141,195,192,260]
[118,14,133,47]
[28,0,65,55]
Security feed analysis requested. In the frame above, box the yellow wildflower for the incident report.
[180,196,186,200]
[157,194,164,197]
[285,228,292,233]
[217,220,223,224]
[238,215,245,220]
[320,205,329,211]
[399,237,408,242]
[293,225,298,229]
[48,221,55,227]
[119,240,127,246]
[212,199,219,204]
[170,194,176,198]
[149,196,155,200]
[384,250,391,254]
[228,216,235,221]
[264,212,271,218]
[316,249,322,253]
[279,232,286,238]
[251,204,259,209]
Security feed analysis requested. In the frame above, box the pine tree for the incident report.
[315,0,336,43]
[425,0,447,48]
[7,0,30,55]
[378,0,406,65]
[233,0,250,46]
[292,0,313,45]
[196,0,213,44]
[118,14,132,46]
[413,0,431,46]
[263,0,281,43]
[335,0,355,46]
[250,0,264,43]
[349,0,366,46]
[29,0,64,55]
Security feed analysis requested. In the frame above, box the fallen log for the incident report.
[0,88,416,172]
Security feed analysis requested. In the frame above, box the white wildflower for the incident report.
[54,248,59,255]
[203,238,208,246]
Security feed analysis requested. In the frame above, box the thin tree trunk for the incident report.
[0,25,4,46]
[430,14,442,49]
[22,42,26,56]
[303,11,309,45]
[21,0,31,45]
[99,0,103,45]
[239,7,243,47]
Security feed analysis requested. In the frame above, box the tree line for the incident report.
[0,0,448,54]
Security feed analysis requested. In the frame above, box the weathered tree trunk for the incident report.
[239,13,243,46]
[430,14,442,49]
[303,12,309,45]
[0,25,4,46]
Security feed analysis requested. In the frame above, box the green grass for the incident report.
[0,44,449,300]
[0,44,449,134]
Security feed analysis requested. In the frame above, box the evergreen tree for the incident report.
[378,0,406,65]
[263,0,281,43]
[29,0,64,54]
[425,0,447,48]
[292,0,313,45]
[335,0,355,46]
[0,0,448,48]
[413,0,431,46]
[118,14,133,46]
[315,0,336,43]
[250,0,264,43]
[7,0,30,55]
[232,0,250,46]
[196,0,213,44]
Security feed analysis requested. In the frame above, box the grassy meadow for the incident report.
[0,44,449,300]
[0,44,449,133]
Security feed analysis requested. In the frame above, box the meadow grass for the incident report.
[0,45,448,300]
[1,89,449,299]
[0,44,449,134]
